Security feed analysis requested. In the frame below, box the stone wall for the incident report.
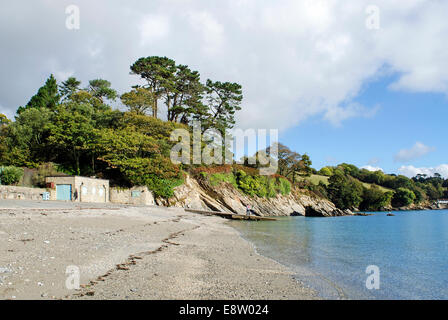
[110,186,155,206]
[0,185,47,201]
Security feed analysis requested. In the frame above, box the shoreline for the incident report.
[0,200,318,300]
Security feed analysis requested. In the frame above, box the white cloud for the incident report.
[361,165,383,172]
[394,142,435,163]
[399,165,448,179]
[187,11,225,55]
[0,1,448,130]
[139,14,171,46]
[323,103,379,126]
[368,158,380,166]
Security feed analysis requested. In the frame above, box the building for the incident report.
[110,186,155,206]
[45,176,109,203]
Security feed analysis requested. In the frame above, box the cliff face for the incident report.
[157,175,352,217]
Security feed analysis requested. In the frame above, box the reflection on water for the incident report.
[229,210,448,300]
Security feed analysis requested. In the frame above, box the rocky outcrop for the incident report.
[157,175,352,217]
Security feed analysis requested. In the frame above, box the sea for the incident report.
[230,210,448,300]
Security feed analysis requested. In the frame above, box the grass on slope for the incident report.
[298,174,392,193]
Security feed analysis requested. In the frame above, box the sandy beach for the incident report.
[0,200,318,300]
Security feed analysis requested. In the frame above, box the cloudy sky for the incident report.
[1,0,447,177]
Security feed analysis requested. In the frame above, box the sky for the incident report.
[0,0,447,177]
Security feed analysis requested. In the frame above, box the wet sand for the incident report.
[0,200,318,300]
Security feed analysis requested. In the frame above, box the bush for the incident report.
[201,169,292,198]
[360,185,393,211]
[209,173,237,188]
[392,188,416,207]
[0,166,24,185]
[327,172,363,210]
[277,178,291,196]
[318,167,333,177]
[146,176,184,198]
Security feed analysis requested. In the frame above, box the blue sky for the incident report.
[281,73,448,175]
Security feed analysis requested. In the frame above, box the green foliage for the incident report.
[327,172,363,210]
[18,74,60,114]
[264,143,312,182]
[167,65,205,123]
[360,185,393,211]
[121,87,154,115]
[47,103,97,175]
[2,107,53,167]
[88,79,117,102]
[278,177,292,196]
[0,58,247,198]
[235,171,267,197]
[203,170,292,198]
[0,166,24,185]
[60,77,81,100]
[130,56,242,131]
[337,163,360,178]
[392,188,416,207]
[0,113,10,126]
[318,166,333,177]
[130,56,177,118]
[321,163,446,208]
[200,80,243,133]
[209,173,237,188]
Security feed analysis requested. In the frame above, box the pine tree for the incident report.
[17,74,60,114]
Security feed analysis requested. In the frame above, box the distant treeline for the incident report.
[315,164,448,210]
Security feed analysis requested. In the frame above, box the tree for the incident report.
[121,87,154,115]
[386,175,413,189]
[130,56,177,118]
[88,79,117,103]
[0,115,10,165]
[327,171,363,210]
[298,154,312,177]
[391,188,416,207]
[18,74,60,114]
[60,77,81,100]
[337,163,360,178]
[202,80,242,133]
[318,166,333,177]
[0,113,10,126]
[167,65,205,123]
[443,179,448,188]
[360,185,393,211]
[267,143,300,178]
[4,107,53,166]
[263,143,313,182]
[95,126,183,198]
[47,102,97,175]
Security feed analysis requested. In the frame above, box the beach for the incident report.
[0,200,318,300]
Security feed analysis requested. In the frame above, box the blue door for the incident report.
[56,184,72,201]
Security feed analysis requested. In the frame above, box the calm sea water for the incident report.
[229,210,448,300]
